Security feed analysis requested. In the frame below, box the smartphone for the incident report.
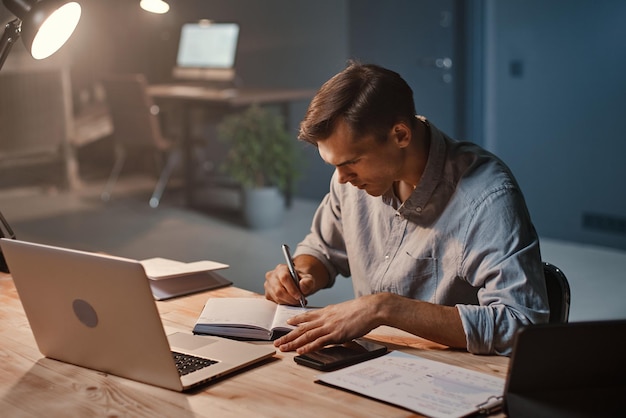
[294,339,388,371]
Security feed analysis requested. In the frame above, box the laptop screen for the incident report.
[173,21,240,82]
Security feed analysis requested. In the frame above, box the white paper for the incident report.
[197,298,307,330]
[318,351,504,418]
[141,257,228,280]
[270,304,308,331]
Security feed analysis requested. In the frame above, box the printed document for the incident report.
[318,351,504,418]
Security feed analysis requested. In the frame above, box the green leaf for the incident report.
[217,104,302,193]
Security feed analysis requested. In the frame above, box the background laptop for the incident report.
[172,21,240,85]
[1,238,275,392]
[504,320,626,417]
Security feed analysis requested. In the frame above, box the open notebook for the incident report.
[1,239,275,391]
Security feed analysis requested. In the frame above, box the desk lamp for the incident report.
[0,0,82,272]
[1,0,81,67]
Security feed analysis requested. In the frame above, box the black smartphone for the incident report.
[294,339,388,371]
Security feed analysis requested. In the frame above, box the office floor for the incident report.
[1,175,625,321]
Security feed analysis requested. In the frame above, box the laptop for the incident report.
[172,21,240,85]
[504,320,626,417]
[0,238,276,392]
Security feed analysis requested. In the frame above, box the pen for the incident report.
[281,244,306,308]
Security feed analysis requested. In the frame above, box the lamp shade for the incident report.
[2,0,81,60]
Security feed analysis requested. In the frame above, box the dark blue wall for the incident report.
[485,0,626,250]
[346,0,626,251]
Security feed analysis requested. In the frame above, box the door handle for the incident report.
[417,57,453,70]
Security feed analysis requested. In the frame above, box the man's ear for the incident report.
[392,122,412,148]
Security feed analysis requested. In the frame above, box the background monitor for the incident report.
[173,21,240,82]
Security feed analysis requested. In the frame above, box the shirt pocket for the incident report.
[386,253,438,303]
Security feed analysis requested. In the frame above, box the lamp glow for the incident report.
[30,2,81,59]
[140,0,170,14]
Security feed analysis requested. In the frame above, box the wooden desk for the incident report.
[0,275,509,417]
[147,85,316,208]
[147,85,317,106]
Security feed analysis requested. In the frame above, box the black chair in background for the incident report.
[543,262,571,323]
[100,73,182,208]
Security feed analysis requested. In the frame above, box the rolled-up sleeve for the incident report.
[457,185,550,355]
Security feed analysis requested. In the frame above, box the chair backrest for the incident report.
[543,262,571,323]
[101,73,168,151]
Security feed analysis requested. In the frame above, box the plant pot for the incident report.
[241,186,285,229]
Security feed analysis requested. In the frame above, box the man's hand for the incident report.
[273,295,385,354]
[264,263,315,306]
[264,254,330,306]
[273,292,468,354]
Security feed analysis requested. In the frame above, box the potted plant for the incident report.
[217,104,301,228]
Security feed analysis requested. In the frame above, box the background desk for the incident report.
[147,85,316,208]
[0,275,509,417]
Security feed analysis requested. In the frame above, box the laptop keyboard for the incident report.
[172,351,218,376]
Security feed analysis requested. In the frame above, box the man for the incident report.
[264,62,549,356]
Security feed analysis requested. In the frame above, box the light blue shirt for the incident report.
[295,119,550,355]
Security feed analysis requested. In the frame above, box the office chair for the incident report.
[100,73,181,208]
[543,262,571,323]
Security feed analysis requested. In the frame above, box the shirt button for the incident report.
[385,255,390,260]
[416,206,422,213]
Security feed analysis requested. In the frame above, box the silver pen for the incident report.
[281,244,306,308]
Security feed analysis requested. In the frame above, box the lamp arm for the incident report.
[0,207,16,272]
[0,18,20,272]
[0,18,21,71]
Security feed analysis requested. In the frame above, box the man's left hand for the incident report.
[273,294,384,354]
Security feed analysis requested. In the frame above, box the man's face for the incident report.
[317,119,405,197]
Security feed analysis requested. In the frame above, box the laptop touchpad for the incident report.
[168,332,218,350]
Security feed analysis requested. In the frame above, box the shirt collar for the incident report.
[383,116,447,215]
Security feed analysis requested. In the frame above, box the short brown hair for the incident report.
[298,61,417,145]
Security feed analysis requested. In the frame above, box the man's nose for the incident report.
[336,167,353,184]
